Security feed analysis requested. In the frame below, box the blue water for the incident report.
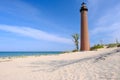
[0,51,62,57]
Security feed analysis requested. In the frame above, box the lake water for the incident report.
[0,51,62,57]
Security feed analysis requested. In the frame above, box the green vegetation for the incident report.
[91,39,120,50]
[107,43,118,48]
[117,44,120,47]
[91,42,120,50]
[90,44,104,50]
[72,49,79,52]
[72,33,79,51]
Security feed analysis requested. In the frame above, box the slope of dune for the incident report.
[0,48,120,80]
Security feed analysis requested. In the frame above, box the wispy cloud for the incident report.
[90,3,120,43]
[91,23,120,36]
[0,0,71,35]
[0,0,40,19]
[87,0,100,7]
[0,25,72,44]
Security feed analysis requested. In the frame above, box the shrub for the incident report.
[72,49,79,52]
[91,44,104,50]
[107,44,117,48]
[117,44,120,47]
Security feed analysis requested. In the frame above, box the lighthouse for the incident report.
[80,2,90,51]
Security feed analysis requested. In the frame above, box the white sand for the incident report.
[0,48,120,80]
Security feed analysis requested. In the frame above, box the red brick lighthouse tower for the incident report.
[80,2,90,51]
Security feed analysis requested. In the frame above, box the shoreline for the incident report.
[0,47,119,59]
[0,47,120,80]
[0,47,119,62]
[0,51,63,59]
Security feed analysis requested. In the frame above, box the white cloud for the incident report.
[90,23,120,35]
[87,0,99,6]
[0,0,40,19]
[90,3,120,43]
[97,4,120,26]
[0,25,72,44]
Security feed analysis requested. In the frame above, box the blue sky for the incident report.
[0,0,120,51]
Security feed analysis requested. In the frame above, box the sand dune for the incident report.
[0,48,120,80]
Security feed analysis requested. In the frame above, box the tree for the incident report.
[72,33,79,51]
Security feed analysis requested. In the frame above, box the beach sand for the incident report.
[0,48,120,80]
